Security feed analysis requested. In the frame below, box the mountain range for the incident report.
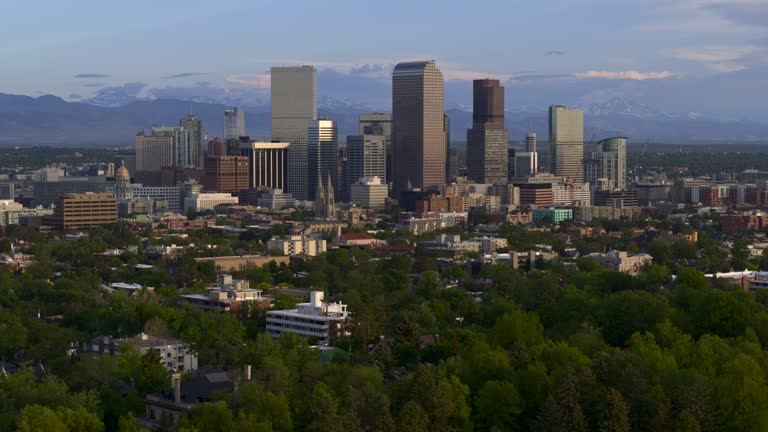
[0,92,767,148]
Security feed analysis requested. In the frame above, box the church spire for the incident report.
[314,173,326,218]
[325,173,335,220]
[326,173,334,200]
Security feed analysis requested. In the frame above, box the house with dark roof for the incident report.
[138,366,237,429]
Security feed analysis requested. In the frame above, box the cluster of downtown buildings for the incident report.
[120,60,631,220]
[7,59,768,233]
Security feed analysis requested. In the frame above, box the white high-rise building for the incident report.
[224,108,246,141]
[266,291,349,346]
[271,66,317,200]
[135,125,194,171]
[598,137,627,190]
[184,192,239,212]
[350,176,388,210]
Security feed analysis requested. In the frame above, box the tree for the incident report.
[673,239,698,260]
[556,373,589,432]
[692,291,760,338]
[717,354,768,431]
[531,397,567,432]
[16,405,67,432]
[136,349,169,395]
[233,413,273,432]
[58,407,104,432]
[672,411,701,432]
[648,239,672,265]
[184,401,234,432]
[397,401,430,432]
[492,309,545,349]
[474,380,524,430]
[599,388,630,432]
[598,290,670,346]
[305,383,343,432]
[731,240,750,271]
[415,271,441,299]
[641,264,672,291]
[342,381,392,432]
[117,415,150,432]
[228,382,293,432]
[0,313,27,357]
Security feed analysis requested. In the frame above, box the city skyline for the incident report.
[4,3,768,431]
[1,1,767,121]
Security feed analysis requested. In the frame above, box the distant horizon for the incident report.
[3,1,767,121]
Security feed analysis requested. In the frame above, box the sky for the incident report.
[1,0,767,119]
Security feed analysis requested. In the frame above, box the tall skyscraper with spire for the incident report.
[272,65,318,201]
[466,79,508,184]
[391,60,445,196]
[549,105,584,183]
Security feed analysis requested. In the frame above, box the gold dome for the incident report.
[116,163,130,180]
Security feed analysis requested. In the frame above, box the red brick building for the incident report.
[415,194,464,213]
[721,213,768,233]
[203,156,249,193]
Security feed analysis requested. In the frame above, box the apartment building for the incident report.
[266,291,349,346]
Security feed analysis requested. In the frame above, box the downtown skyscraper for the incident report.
[271,66,317,201]
[224,108,245,141]
[180,115,203,168]
[585,137,627,190]
[345,134,386,201]
[307,119,338,201]
[549,105,584,183]
[391,60,445,196]
[224,107,246,156]
[135,125,192,171]
[466,79,508,184]
[359,113,392,182]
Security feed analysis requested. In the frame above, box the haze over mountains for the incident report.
[2,65,767,147]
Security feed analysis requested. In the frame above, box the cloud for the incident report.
[671,44,768,72]
[82,83,105,87]
[545,50,565,56]
[441,69,512,81]
[68,94,83,100]
[267,58,515,82]
[348,64,389,79]
[74,73,111,79]
[144,81,270,107]
[164,72,205,79]
[269,59,395,79]
[636,17,745,32]
[574,70,678,80]
[83,82,148,107]
[702,1,768,29]
[225,74,271,88]
[508,73,573,82]
[637,0,768,32]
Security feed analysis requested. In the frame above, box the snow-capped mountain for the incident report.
[575,97,665,119]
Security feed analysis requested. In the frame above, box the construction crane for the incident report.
[632,140,650,177]
[587,127,598,151]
